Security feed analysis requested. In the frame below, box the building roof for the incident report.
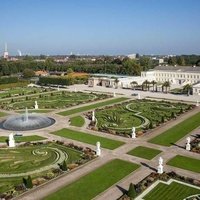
[153,66,200,73]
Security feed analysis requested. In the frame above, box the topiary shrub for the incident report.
[127,183,137,199]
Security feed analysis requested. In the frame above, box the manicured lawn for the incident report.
[70,116,85,127]
[57,97,129,116]
[45,159,140,200]
[127,146,162,160]
[0,143,82,193]
[149,112,200,146]
[0,135,46,143]
[51,128,125,150]
[0,91,109,110]
[17,109,54,113]
[167,155,200,173]
[143,181,200,200]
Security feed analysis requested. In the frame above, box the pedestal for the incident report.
[9,140,15,148]
[96,148,101,156]
[35,105,38,110]
[157,164,163,174]
[186,143,191,151]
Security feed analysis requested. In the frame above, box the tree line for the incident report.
[0,55,199,77]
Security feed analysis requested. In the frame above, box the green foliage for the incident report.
[38,76,74,86]
[127,183,137,199]
[23,68,35,78]
[23,176,33,189]
[0,77,18,84]
[60,160,68,171]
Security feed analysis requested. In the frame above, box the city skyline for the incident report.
[1,0,200,55]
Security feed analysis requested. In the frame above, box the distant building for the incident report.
[3,43,9,59]
[35,70,49,77]
[127,54,136,59]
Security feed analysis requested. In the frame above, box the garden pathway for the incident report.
[0,87,199,200]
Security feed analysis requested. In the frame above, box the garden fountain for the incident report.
[1,108,55,131]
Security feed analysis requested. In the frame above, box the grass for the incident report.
[51,128,125,150]
[149,111,200,146]
[0,143,81,174]
[0,91,109,110]
[0,135,46,143]
[143,181,200,200]
[45,159,140,200]
[0,143,82,193]
[127,146,162,160]
[57,97,129,116]
[167,155,200,173]
[0,111,7,117]
[70,116,85,127]
[17,109,54,113]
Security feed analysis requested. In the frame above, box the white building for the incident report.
[141,66,200,85]
[88,66,200,94]
[192,83,200,95]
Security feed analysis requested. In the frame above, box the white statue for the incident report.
[186,137,191,151]
[8,133,15,147]
[57,86,60,91]
[96,141,101,156]
[92,110,95,122]
[113,92,116,97]
[138,93,141,100]
[35,101,38,110]
[196,100,199,107]
[157,157,163,174]
[74,87,77,92]
[131,127,136,139]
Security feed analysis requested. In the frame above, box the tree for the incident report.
[162,81,171,93]
[67,68,74,74]
[139,56,153,71]
[168,56,177,65]
[177,56,185,66]
[60,160,67,171]
[142,80,150,91]
[183,84,192,96]
[151,80,157,92]
[131,81,138,90]
[27,175,33,188]
[23,68,35,78]
[122,59,141,76]
[114,78,120,89]
[127,183,137,199]
[23,176,33,189]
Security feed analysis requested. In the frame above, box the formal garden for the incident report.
[89,99,193,137]
[45,159,140,200]
[119,171,200,200]
[0,90,110,110]
[0,141,96,199]
[0,87,53,99]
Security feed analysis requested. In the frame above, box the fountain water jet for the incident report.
[1,108,55,131]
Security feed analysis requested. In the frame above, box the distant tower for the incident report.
[3,43,9,59]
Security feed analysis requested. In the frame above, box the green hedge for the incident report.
[0,77,18,84]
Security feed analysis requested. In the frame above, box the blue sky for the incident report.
[1,0,200,55]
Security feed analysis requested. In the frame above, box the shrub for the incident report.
[127,183,137,199]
